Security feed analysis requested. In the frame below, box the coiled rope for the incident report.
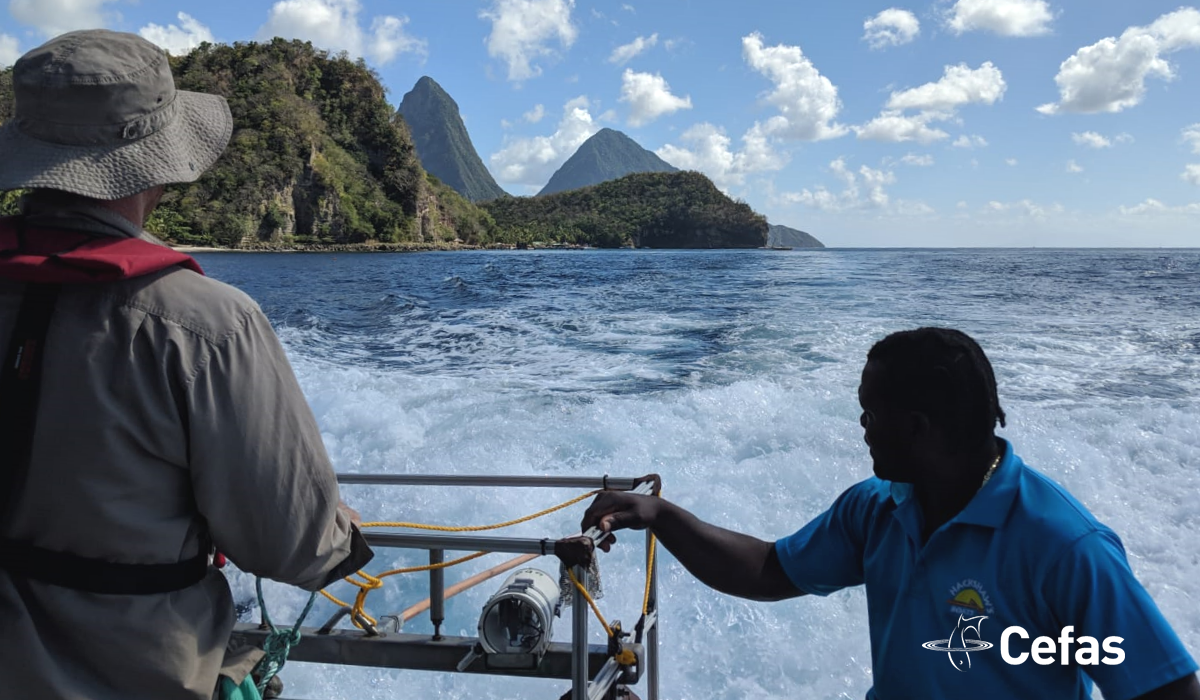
[252,578,318,694]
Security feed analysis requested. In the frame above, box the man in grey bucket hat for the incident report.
[0,30,372,700]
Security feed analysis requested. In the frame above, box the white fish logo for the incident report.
[921,615,995,671]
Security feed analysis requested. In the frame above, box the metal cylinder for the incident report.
[478,568,560,658]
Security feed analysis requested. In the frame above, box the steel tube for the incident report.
[360,481,653,555]
[229,625,640,681]
[429,549,444,640]
[572,565,589,699]
[587,658,622,700]
[647,530,659,700]
[337,474,640,489]
[363,533,559,554]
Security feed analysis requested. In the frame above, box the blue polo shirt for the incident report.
[775,440,1197,700]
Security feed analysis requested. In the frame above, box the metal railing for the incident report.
[231,474,660,700]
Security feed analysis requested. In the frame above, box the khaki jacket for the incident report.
[0,200,371,700]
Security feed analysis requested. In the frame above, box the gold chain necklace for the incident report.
[977,453,1003,494]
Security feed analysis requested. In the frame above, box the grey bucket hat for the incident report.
[0,29,233,200]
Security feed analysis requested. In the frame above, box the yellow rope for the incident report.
[376,550,488,578]
[641,486,661,616]
[566,568,613,638]
[361,490,600,532]
[642,533,657,616]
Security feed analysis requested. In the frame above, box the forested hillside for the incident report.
[485,171,767,248]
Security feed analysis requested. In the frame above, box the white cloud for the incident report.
[622,4,635,13]
[742,32,848,142]
[620,69,692,127]
[663,37,682,51]
[1071,131,1110,148]
[1066,159,1084,173]
[0,34,19,68]
[1006,158,1018,166]
[1183,164,1200,186]
[983,199,1064,218]
[781,158,898,212]
[1038,8,1200,115]
[886,62,1007,112]
[1183,124,1200,154]
[899,153,934,166]
[856,111,950,144]
[523,104,546,123]
[945,0,1053,37]
[480,0,576,82]
[9,0,117,37]
[953,134,988,148]
[258,0,426,65]
[139,13,215,56]
[1118,199,1200,216]
[863,8,920,50]
[489,96,598,186]
[368,16,427,63]
[857,63,1004,144]
[656,122,787,190]
[608,33,657,64]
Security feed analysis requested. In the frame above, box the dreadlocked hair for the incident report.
[867,328,1007,454]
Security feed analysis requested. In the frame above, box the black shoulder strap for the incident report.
[0,283,60,518]
[0,282,209,594]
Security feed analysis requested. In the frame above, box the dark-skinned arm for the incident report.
[580,490,803,602]
[1131,674,1200,700]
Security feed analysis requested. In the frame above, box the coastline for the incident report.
[168,242,501,253]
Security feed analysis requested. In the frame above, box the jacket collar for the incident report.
[20,194,168,246]
[0,216,202,283]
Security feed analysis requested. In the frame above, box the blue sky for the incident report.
[2,0,1199,246]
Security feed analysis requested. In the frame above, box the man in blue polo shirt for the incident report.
[582,327,1198,699]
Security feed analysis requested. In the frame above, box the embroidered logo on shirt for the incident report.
[947,578,995,617]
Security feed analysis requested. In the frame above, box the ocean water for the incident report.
[197,248,1200,700]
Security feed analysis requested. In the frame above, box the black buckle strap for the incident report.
[0,539,209,595]
[0,282,208,594]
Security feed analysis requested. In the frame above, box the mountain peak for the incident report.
[398,77,507,203]
[538,128,677,196]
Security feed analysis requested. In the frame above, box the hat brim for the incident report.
[0,90,233,200]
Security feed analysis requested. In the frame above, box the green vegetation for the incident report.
[485,171,768,248]
[398,76,507,203]
[153,40,481,247]
[538,128,677,197]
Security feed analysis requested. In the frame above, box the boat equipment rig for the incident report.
[231,474,662,700]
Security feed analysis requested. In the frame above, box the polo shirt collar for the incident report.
[951,438,1021,528]
[887,439,1022,535]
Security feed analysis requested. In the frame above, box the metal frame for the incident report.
[231,475,660,700]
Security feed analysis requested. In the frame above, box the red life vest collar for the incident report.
[0,216,203,283]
